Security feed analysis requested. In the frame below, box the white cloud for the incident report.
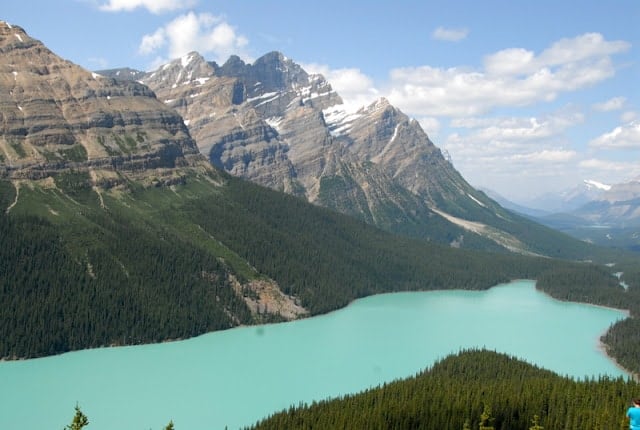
[139,28,166,55]
[303,63,379,112]
[387,33,630,118]
[448,111,584,147]
[589,120,640,149]
[432,27,469,42]
[99,0,195,13]
[484,33,629,77]
[417,117,441,138]
[592,96,626,112]
[138,12,249,66]
[510,149,577,163]
[441,110,585,199]
[621,111,638,122]
[578,158,640,182]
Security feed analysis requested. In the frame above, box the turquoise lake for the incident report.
[0,280,629,429]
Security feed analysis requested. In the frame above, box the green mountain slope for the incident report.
[3,169,639,361]
[2,21,640,375]
[0,169,536,358]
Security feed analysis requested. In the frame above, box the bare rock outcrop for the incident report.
[0,21,201,182]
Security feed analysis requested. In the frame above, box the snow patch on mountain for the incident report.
[323,105,362,137]
[584,179,611,191]
[265,116,283,132]
[468,193,487,208]
[181,53,195,68]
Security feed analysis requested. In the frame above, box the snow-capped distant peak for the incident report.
[584,179,611,191]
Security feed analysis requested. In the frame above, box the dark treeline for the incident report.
[2,173,640,371]
[187,176,573,315]
[188,176,640,374]
[0,178,251,358]
[599,260,640,376]
[536,261,640,375]
[249,349,639,430]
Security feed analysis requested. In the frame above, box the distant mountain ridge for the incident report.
[570,177,640,230]
[100,51,600,258]
[508,177,640,251]
[522,179,611,214]
[524,177,640,227]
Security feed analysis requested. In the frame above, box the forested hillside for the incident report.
[1,170,630,360]
[250,349,639,430]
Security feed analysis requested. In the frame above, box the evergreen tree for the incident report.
[479,403,495,430]
[64,405,89,430]
[529,414,543,430]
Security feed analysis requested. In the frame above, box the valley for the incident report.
[1,16,640,430]
[0,281,628,430]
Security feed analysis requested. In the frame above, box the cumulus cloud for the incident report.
[441,110,585,199]
[578,158,640,181]
[99,0,195,13]
[417,117,441,138]
[448,110,584,148]
[139,28,166,55]
[592,96,626,112]
[589,120,640,149]
[484,33,628,76]
[432,26,469,42]
[387,33,630,118]
[138,12,249,66]
[509,149,577,163]
[303,63,380,112]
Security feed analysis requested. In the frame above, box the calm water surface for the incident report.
[0,280,628,429]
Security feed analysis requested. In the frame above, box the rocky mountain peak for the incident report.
[602,177,640,202]
[142,50,537,253]
[216,54,248,76]
[142,51,214,89]
[0,22,202,183]
[0,21,33,49]
[215,51,311,98]
[96,67,146,82]
[361,97,393,113]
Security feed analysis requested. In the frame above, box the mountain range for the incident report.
[495,177,640,251]
[99,51,603,259]
[1,21,633,360]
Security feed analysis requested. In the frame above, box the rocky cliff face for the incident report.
[140,52,301,194]
[0,21,203,184]
[131,50,544,254]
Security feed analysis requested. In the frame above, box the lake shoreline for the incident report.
[530,281,635,379]
[597,340,638,381]
[0,280,629,430]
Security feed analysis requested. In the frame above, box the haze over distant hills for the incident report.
[518,179,612,214]
[487,177,640,251]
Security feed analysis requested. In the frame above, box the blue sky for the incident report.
[3,0,639,203]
